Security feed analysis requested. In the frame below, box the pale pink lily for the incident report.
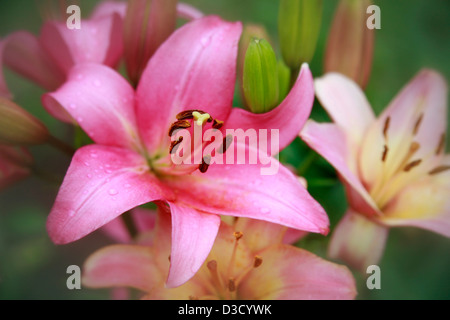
[83,206,356,300]
[300,70,449,271]
[0,145,33,191]
[43,16,328,287]
[0,1,126,108]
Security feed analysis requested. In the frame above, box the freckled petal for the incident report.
[40,13,123,75]
[47,145,168,244]
[163,143,330,235]
[314,72,375,146]
[136,16,242,151]
[42,63,142,151]
[166,203,221,288]
[328,209,388,273]
[239,244,357,300]
[382,174,450,237]
[83,244,161,292]
[2,31,65,93]
[225,63,315,155]
[360,69,448,188]
[301,120,379,215]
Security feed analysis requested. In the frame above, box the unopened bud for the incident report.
[324,0,374,88]
[124,0,177,86]
[243,38,279,114]
[278,0,323,69]
[0,98,49,145]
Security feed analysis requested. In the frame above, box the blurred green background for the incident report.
[0,0,449,299]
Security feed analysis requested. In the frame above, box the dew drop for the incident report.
[77,117,83,123]
[69,103,77,110]
[69,210,76,217]
[90,153,98,159]
[87,173,93,179]
[108,189,119,196]
[200,36,211,47]
[84,161,90,167]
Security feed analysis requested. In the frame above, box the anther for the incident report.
[199,155,211,173]
[212,119,224,130]
[228,278,236,292]
[381,145,389,162]
[383,116,391,139]
[413,113,424,135]
[436,133,445,155]
[168,120,191,137]
[218,134,233,154]
[403,159,422,172]
[176,110,203,121]
[169,136,184,154]
[233,231,243,241]
[428,165,450,175]
[253,256,263,268]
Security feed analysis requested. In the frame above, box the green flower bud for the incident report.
[243,38,279,114]
[277,59,291,103]
[278,0,323,69]
[0,98,49,146]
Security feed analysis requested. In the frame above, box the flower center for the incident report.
[369,114,448,209]
[190,231,263,300]
[153,109,229,176]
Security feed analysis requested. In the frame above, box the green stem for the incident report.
[297,150,317,177]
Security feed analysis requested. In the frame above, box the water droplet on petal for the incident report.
[108,189,119,196]
[69,103,77,110]
[77,117,83,123]
[87,174,93,178]
[201,36,211,47]
[84,161,90,167]
[69,210,76,217]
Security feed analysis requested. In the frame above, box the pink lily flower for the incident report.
[300,70,449,271]
[0,1,125,112]
[0,145,33,191]
[43,16,329,287]
[83,206,356,300]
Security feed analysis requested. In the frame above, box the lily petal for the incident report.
[234,218,286,252]
[239,244,357,300]
[177,2,204,20]
[314,72,375,147]
[82,244,161,292]
[136,16,242,151]
[40,13,123,75]
[360,69,448,187]
[2,31,65,92]
[42,63,142,151]
[166,202,221,288]
[382,169,450,237]
[328,209,388,272]
[225,63,315,155]
[301,120,379,215]
[47,145,168,244]
[162,143,329,235]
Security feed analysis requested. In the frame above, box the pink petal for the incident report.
[177,2,204,20]
[359,69,448,187]
[301,120,379,216]
[225,63,315,155]
[101,216,132,243]
[282,228,308,245]
[40,13,123,75]
[83,244,162,292]
[2,31,65,91]
[166,202,221,288]
[239,244,357,300]
[136,16,242,151]
[90,0,127,19]
[162,143,330,235]
[234,218,287,252]
[42,63,142,151]
[47,145,168,244]
[382,170,450,237]
[328,209,389,273]
[0,145,32,191]
[314,72,375,146]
